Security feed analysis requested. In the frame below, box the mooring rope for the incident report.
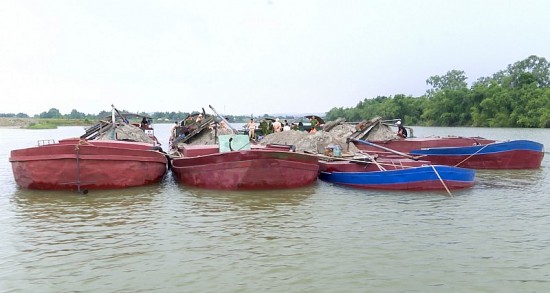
[454,143,492,167]
[74,139,94,151]
[431,165,453,198]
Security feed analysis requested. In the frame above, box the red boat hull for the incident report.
[354,137,495,154]
[171,149,319,190]
[10,142,167,190]
[353,137,544,169]
[417,149,544,169]
[339,180,474,191]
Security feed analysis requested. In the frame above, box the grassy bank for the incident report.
[0,118,94,129]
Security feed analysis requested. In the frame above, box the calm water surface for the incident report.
[1,125,549,292]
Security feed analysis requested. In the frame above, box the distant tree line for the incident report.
[0,108,193,121]
[0,108,264,124]
[325,55,550,128]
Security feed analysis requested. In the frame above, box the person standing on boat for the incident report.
[310,116,319,133]
[169,121,179,148]
[283,123,291,131]
[220,120,227,130]
[140,117,149,128]
[267,119,273,134]
[273,118,282,133]
[247,118,256,140]
[396,120,408,139]
[184,116,194,126]
[171,121,179,138]
[259,119,268,136]
[196,114,203,123]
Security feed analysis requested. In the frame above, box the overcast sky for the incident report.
[1,0,549,116]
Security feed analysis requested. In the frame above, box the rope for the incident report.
[431,165,453,198]
[357,152,385,171]
[454,143,492,167]
[319,154,419,170]
[74,139,94,151]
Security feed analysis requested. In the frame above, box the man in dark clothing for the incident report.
[396,120,408,138]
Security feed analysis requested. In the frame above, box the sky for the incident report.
[1,0,549,117]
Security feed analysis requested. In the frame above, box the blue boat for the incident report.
[318,165,475,191]
[409,140,544,169]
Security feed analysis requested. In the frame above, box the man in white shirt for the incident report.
[272,118,282,132]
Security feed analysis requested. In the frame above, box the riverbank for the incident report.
[0,117,94,129]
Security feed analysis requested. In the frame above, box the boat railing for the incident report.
[37,139,56,146]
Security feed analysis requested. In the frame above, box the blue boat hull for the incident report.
[319,165,475,191]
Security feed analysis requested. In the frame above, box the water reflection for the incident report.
[11,182,165,226]
[476,169,546,191]
[181,183,317,211]
[5,182,169,291]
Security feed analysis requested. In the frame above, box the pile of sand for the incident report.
[95,124,155,144]
[258,124,360,154]
[174,119,398,155]
[362,123,396,141]
[258,121,400,154]
[181,127,236,145]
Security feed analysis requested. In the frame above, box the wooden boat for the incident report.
[9,106,168,191]
[408,140,544,169]
[318,158,476,191]
[171,135,319,190]
[349,117,543,169]
[352,138,544,169]
[9,140,168,191]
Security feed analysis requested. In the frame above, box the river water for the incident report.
[1,125,549,292]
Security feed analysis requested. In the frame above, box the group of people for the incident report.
[244,117,320,140]
[170,114,408,148]
[250,116,407,140]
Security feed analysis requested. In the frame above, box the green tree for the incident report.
[39,108,62,118]
[475,55,550,89]
[325,107,346,121]
[422,70,470,126]
[425,70,468,97]
[67,109,85,119]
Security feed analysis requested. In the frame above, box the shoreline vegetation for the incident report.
[324,55,550,128]
[0,118,96,129]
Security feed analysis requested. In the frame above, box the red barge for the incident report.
[10,140,167,191]
[171,138,319,190]
[9,107,168,191]
[350,118,543,169]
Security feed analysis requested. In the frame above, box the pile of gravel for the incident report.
[259,124,360,154]
[96,124,155,144]
[182,127,236,145]
[363,123,396,141]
